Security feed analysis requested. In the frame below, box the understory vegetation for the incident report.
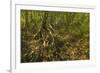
[21,10,89,63]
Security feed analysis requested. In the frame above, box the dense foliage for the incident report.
[21,10,89,63]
